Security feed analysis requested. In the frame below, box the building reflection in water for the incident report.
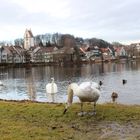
[25,68,36,101]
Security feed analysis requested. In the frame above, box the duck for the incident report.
[46,77,58,102]
[111,92,118,103]
[122,79,127,85]
[99,80,103,86]
[63,81,101,116]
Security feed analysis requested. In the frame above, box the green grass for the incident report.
[0,101,140,140]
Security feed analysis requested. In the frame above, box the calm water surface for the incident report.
[0,61,140,105]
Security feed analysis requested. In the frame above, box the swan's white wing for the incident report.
[79,82,94,96]
[91,82,100,90]
[79,82,99,93]
[79,82,99,90]
[46,83,58,93]
[79,82,90,90]
[46,83,51,93]
[53,83,58,93]
[78,82,100,102]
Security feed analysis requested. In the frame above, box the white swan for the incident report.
[46,77,58,102]
[63,81,101,115]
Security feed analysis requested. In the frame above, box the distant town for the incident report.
[0,29,140,67]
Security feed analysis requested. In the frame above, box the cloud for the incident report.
[0,0,140,44]
[11,0,71,18]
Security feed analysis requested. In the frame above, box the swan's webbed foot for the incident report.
[88,111,96,116]
[77,112,87,116]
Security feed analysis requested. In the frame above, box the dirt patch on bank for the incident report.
[98,121,140,140]
[65,121,140,140]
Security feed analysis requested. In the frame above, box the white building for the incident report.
[24,29,34,50]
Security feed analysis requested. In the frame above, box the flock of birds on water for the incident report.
[45,77,127,116]
[0,78,127,116]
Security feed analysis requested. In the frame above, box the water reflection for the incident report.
[25,68,36,101]
[0,60,140,104]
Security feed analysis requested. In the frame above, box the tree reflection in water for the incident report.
[0,61,140,104]
[25,68,36,101]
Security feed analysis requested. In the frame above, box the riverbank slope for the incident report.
[0,100,140,140]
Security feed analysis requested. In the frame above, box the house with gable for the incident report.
[27,45,59,63]
[113,46,127,58]
[129,43,140,58]
[0,45,26,63]
[10,46,26,63]
[29,44,75,63]
[0,46,12,63]
[29,46,41,62]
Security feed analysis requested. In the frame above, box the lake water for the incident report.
[0,60,140,105]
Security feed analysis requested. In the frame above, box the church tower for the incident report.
[24,29,34,50]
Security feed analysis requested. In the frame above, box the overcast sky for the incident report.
[0,0,140,44]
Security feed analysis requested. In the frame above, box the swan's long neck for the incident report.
[67,83,79,106]
[51,78,55,93]
[51,78,54,84]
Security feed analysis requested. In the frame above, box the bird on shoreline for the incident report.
[63,81,101,116]
[111,92,118,103]
[46,78,58,102]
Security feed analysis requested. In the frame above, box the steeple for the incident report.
[24,29,34,50]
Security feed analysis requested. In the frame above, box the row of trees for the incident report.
[0,32,117,50]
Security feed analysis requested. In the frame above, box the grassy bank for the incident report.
[0,100,140,140]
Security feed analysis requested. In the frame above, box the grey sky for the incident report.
[0,0,140,44]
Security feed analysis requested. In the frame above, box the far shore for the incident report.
[0,57,139,68]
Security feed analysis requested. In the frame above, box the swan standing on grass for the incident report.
[63,81,101,116]
[46,78,58,102]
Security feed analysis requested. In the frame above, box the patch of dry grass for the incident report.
[0,101,139,140]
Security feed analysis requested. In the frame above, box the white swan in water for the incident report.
[46,78,58,102]
[63,81,101,115]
